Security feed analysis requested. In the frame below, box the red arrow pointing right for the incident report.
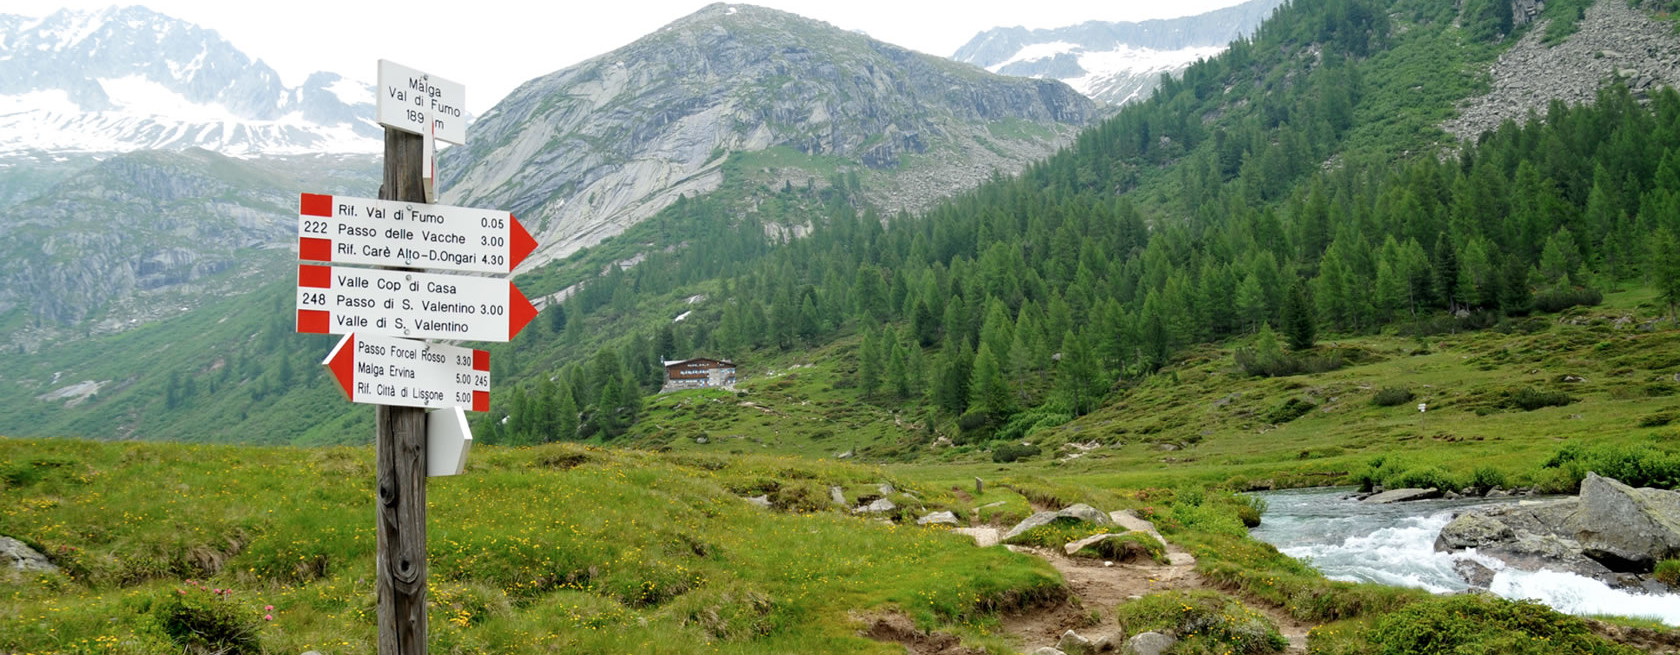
[509,284,538,341]
[510,214,538,271]
[323,333,356,400]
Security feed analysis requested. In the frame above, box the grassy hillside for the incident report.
[0,440,1066,654]
[625,286,1680,497]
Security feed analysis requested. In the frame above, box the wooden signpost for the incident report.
[296,60,535,655]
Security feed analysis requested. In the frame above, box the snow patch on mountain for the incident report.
[954,0,1283,105]
[0,6,380,158]
[988,41,1081,71]
[1070,44,1228,102]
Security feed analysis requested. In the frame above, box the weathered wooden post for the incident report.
[298,60,534,655]
[376,126,429,655]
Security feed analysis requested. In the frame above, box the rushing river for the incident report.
[1248,487,1680,625]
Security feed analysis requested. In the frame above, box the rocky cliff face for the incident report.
[952,0,1284,105]
[439,3,1097,270]
[0,150,378,333]
[1444,0,1680,141]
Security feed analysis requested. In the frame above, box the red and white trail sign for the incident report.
[296,264,538,342]
[298,193,538,274]
[322,333,490,412]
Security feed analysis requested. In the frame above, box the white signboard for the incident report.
[298,193,537,274]
[427,407,474,477]
[376,59,466,145]
[323,333,489,411]
[297,264,537,342]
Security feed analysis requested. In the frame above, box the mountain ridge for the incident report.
[0,5,380,157]
[438,2,1098,271]
[952,0,1285,105]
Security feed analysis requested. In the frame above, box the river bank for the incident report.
[1249,487,1680,625]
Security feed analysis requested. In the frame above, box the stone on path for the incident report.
[917,511,959,526]
[1111,510,1197,566]
[1057,629,1093,655]
[1002,504,1113,542]
[954,527,1000,547]
[1123,631,1177,655]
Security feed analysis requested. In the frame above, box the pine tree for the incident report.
[910,299,938,347]
[1501,257,1533,316]
[887,339,910,400]
[1432,234,1460,312]
[934,339,973,415]
[1652,228,1680,320]
[1282,281,1317,351]
[968,344,1013,421]
[555,381,579,442]
[1056,331,1103,416]
[1236,272,1268,333]
[857,326,882,400]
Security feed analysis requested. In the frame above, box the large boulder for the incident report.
[917,511,960,526]
[1362,487,1441,504]
[1123,631,1177,655]
[854,498,897,514]
[1435,512,1515,551]
[1573,472,1680,571]
[0,537,58,574]
[1003,504,1113,542]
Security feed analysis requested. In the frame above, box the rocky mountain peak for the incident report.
[0,5,378,157]
[441,3,1097,271]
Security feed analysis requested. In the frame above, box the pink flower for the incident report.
[177,589,186,594]
[265,605,274,611]
[264,614,273,621]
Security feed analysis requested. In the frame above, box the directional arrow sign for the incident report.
[377,59,466,144]
[297,264,537,342]
[298,193,538,274]
[323,333,489,411]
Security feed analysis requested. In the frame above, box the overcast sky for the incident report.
[2,1,1251,113]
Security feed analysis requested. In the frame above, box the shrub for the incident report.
[1365,593,1637,655]
[1657,560,1680,588]
[152,583,262,655]
[768,481,829,513]
[1534,286,1603,313]
[957,410,991,432]
[1638,408,1680,428]
[1394,466,1458,491]
[1264,398,1317,424]
[1371,387,1415,407]
[1236,494,1267,528]
[992,443,1041,463]
[1468,466,1507,492]
[1074,531,1167,563]
[994,410,1073,442]
[1503,387,1575,411]
[1002,518,1109,549]
[1115,590,1288,655]
[1542,441,1680,491]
